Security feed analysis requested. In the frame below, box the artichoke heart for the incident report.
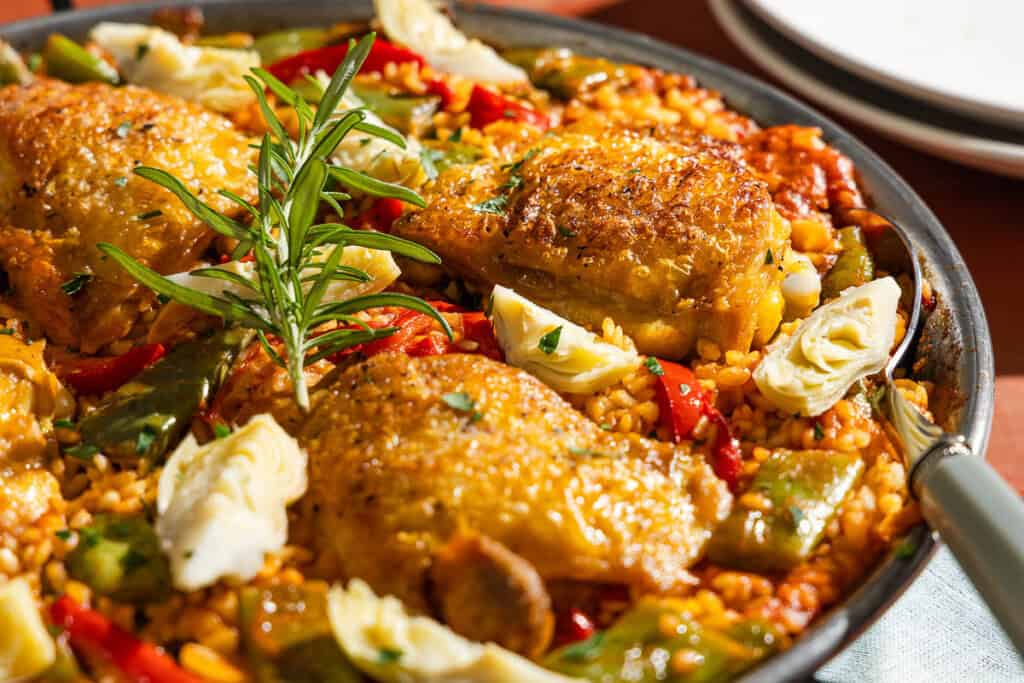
[327,579,582,683]
[89,22,258,112]
[753,277,901,417]
[156,414,308,591]
[374,0,527,84]
[0,578,55,681]
[489,285,640,394]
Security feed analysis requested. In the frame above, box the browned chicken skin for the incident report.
[0,79,255,352]
[393,126,789,358]
[298,352,732,617]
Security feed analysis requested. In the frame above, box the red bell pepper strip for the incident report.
[405,333,452,357]
[653,358,741,491]
[61,344,166,395]
[354,197,407,232]
[359,310,436,356]
[653,360,704,442]
[707,407,743,492]
[461,312,504,361]
[466,85,550,130]
[266,38,425,86]
[425,77,455,109]
[49,595,203,683]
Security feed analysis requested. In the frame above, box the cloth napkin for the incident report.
[816,547,1024,682]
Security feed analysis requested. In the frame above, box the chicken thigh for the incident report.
[392,127,789,358]
[0,79,255,352]
[299,352,732,613]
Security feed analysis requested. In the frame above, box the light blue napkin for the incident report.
[816,547,1024,682]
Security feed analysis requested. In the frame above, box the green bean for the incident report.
[42,34,119,85]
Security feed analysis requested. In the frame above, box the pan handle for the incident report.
[51,0,75,12]
[914,442,1024,655]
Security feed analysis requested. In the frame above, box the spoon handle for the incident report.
[915,447,1024,654]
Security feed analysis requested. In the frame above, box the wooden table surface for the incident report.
[2,0,1020,491]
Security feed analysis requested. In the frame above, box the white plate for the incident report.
[710,0,1024,179]
[743,0,1024,130]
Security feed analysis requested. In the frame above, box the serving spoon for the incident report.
[872,213,1024,654]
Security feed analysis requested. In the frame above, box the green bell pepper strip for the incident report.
[252,28,330,65]
[42,34,119,85]
[545,600,779,683]
[503,47,627,99]
[75,328,250,463]
[821,226,875,300]
[65,515,170,605]
[349,81,440,136]
[707,449,865,572]
[238,582,361,683]
[0,41,32,86]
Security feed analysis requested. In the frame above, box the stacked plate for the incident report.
[710,0,1024,178]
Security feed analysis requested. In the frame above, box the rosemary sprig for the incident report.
[98,33,450,410]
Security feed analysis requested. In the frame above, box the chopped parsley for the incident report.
[812,422,825,440]
[765,249,774,265]
[55,529,72,541]
[442,391,475,413]
[556,224,577,238]
[64,443,98,460]
[626,168,641,175]
[645,357,664,376]
[0,328,13,335]
[448,127,463,142]
[114,176,128,187]
[538,326,562,355]
[136,210,163,221]
[500,148,539,174]
[135,43,150,61]
[26,53,42,73]
[442,392,483,422]
[377,648,403,664]
[135,425,157,455]
[60,272,93,296]
[419,148,444,180]
[569,445,606,457]
[502,108,518,119]
[471,195,509,216]
[115,121,132,138]
[600,423,611,431]
[156,293,171,305]
[53,419,76,430]
[213,423,231,439]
